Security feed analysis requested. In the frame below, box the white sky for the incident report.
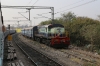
[1,0,100,27]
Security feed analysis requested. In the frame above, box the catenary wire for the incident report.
[27,0,33,6]
[35,0,86,16]
[55,0,97,14]
[32,0,39,6]
[55,0,84,11]
[35,0,97,19]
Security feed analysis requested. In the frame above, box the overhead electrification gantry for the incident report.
[1,5,54,26]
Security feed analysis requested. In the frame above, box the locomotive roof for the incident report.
[22,26,33,30]
[22,24,64,30]
[48,24,64,27]
[37,24,64,28]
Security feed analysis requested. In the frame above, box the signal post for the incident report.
[7,25,12,41]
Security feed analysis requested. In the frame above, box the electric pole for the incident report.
[51,7,54,24]
[27,8,32,26]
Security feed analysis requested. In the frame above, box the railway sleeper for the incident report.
[7,61,24,66]
[7,63,11,66]
[7,53,14,61]
[8,47,16,53]
[7,41,13,46]
[7,44,13,47]
[8,49,16,53]
[19,60,24,66]
[8,49,12,53]
[13,53,17,59]
[16,62,20,66]
[12,63,16,66]
[8,47,14,50]
[7,53,17,61]
[7,43,13,47]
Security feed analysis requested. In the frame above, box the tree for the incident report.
[97,15,100,21]
[61,12,76,22]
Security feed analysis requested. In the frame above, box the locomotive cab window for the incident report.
[50,27,65,34]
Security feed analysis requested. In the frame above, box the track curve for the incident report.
[13,34,62,66]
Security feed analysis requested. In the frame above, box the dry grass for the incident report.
[70,57,83,64]
[83,62,97,66]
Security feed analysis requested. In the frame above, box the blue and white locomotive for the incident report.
[21,24,70,48]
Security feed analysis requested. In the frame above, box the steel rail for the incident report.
[12,34,38,66]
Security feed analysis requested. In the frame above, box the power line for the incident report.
[4,20,30,22]
[37,14,51,19]
[55,0,97,14]
[55,0,84,11]
[19,0,33,14]
[27,0,33,6]
[35,0,84,16]
[32,0,96,15]
[36,0,97,19]
[32,0,39,6]
[37,12,51,16]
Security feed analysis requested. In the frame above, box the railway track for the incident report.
[17,33,100,66]
[71,48,100,59]
[12,34,62,66]
[58,48,100,65]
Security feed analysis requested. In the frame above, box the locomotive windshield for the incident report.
[49,27,65,34]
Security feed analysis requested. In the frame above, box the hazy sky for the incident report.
[1,0,100,26]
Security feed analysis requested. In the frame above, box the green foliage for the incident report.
[61,12,76,22]
[40,20,52,25]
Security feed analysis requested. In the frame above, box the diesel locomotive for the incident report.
[21,24,70,48]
